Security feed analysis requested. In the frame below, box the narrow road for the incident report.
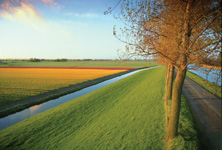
[182,76,221,150]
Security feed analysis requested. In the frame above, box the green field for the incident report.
[0,60,157,68]
[0,67,200,149]
[187,71,221,98]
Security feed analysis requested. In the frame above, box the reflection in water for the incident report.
[188,65,221,86]
[29,104,42,112]
[0,67,158,130]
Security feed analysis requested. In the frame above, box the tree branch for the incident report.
[188,12,220,50]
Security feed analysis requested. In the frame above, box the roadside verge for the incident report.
[182,75,221,150]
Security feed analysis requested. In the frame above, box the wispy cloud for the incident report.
[41,0,54,4]
[0,0,50,32]
[64,12,99,19]
[41,0,61,9]
[0,0,74,44]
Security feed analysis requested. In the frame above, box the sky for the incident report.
[0,0,125,59]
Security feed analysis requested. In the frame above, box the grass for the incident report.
[0,69,137,118]
[0,67,166,150]
[165,72,201,149]
[0,68,126,107]
[0,60,157,68]
[187,71,221,98]
[166,95,201,150]
[0,80,100,118]
[0,66,200,149]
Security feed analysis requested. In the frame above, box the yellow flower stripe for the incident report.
[0,68,126,105]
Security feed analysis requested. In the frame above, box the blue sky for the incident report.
[0,0,124,59]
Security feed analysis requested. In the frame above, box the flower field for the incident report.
[0,67,127,106]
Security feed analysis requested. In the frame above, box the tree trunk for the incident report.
[165,64,170,127]
[166,68,187,141]
[165,64,175,127]
[165,65,170,100]
[166,64,175,100]
[166,0,191,141]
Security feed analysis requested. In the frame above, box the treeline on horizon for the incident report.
[1,58,220,67]
[0,58,155,62]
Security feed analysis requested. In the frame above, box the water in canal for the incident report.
[188,65,221,86]
[0,67,158,130]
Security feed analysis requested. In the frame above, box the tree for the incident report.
[108,0,221,140]
[162,0,221,140]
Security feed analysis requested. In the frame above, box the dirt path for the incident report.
[182,76,221,150]
[0,68,140,117]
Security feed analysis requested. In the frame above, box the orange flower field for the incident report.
[0,68,127,106]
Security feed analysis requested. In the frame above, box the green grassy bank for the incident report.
[0,67,200,149]
[0,67,166,149]
[187,71,221,99]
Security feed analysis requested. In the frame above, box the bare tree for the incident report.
[107,0,221,140]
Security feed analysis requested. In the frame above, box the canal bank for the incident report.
[0,67,159,130]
